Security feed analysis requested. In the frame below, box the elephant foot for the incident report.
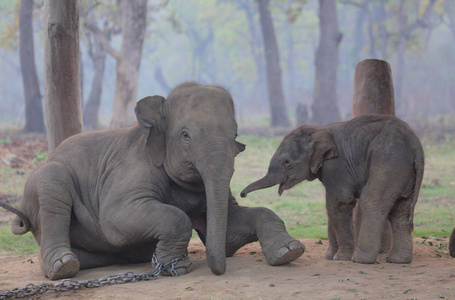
[264,239,305,266]
[324,246,338,260]
[386,250,412,264]
[154,256,193,276]
[42,250,80,280]
[352,248,377,264]
[333,250,353,261]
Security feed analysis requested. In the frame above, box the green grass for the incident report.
[0,133,454,256]
[0,227,37,255]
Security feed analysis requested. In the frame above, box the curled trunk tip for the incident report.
[241,173,279,198]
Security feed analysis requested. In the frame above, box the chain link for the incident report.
[0,252,188,299]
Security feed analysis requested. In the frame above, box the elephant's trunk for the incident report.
[241,172,280,197]
[198,143,234,275]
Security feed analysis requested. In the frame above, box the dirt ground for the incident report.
[0,238,454,300]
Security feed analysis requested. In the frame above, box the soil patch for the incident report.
[0,238,454,299]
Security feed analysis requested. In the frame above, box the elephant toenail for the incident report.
[277,247,290,257]
[288,240,303,251]
[62,255,74,264]
[53,260,63,271]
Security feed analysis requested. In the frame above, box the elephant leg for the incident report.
[101,200,193,276]
[224,203,305,266]
[325,193,356,261]
[35,162,80,280]
[353,164,414,264]
[325,218,339,260]
[354,202,392,253]
[386,197,415,263]
[352,190,396,264]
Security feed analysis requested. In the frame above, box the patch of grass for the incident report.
[0,167,30,195]
[0,227,38,255]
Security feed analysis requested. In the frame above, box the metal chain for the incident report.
[0,252,188,299]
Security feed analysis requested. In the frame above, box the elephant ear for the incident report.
[135,96,166,167]
[235,141,246,155]
[309,131,338,174]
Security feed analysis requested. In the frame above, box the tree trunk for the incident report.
[352,59,395,116]
[110,0,148,129]
[378,0,388,59]
[44,0,82,153]
[19,0,45,133]
[83,36,106,130]
[241,0,267,104]
[311,0,342,125]
[394,0,406,112]
[352,4,366,65]
[257,0,290,128]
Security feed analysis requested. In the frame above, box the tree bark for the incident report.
[44,0,82,153]
[257,0,290,127]
[19,0,45,133]
[83,36,106,130]
[311,0,342,125]
[110,0,148,129]
[239,0,267,103]
[394,0,436,111]
[352,59,395,116]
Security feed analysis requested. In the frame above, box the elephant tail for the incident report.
[409,139,425,230]
[449,227,455,258]
[0,197,31,235]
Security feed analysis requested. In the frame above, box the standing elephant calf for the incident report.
[1,82,304,280]
[241,115,424,264]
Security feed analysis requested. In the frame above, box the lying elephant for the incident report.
[241,115,424,264]
[1,82,304,280]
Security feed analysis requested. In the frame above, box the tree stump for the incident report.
[353,59,395,116]
[352,59,394,254]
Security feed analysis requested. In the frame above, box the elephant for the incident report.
[241,114,424,264]
[450,227,455,257]
[1,82,304,280]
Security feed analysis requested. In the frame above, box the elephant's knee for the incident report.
[159,208,193,241]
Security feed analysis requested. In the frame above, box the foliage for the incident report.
[0,137,11,144]
[33,150,47,163]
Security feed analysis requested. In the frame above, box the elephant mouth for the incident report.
[278,177,289,196]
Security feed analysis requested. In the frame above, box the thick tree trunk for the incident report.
[44,0,82,153]
[110,0,148,129]
[311,0,342,125]
[19,0,45,133]
[257,0,290,128]
[352,59,395,116]
[241,0,267,102]
[83,37,106,130]
[394,0,436,112]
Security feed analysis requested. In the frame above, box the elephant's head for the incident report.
[135,82,245,275]
[241,127,337,197]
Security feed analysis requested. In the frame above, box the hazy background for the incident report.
[0,0,454,129]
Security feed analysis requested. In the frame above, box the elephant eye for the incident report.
[181,129,191,142]
[283,159,291,167]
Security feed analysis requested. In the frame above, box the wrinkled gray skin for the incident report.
[242,115,424,264]
[5,83,304,280]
